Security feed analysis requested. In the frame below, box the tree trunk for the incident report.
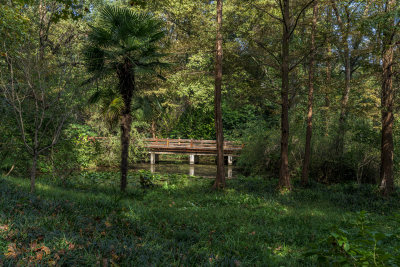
[336,45,350,157]
[278,0,291,190]
[324,7,332,135]
[30,152,38,193]
[118,60,134,192]
[301,1,318,186]
[120,112,132,191]
[331,0,351,158]
[380,0,396,196]
[213,0,225,189]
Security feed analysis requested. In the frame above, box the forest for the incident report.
[1,0,400,265]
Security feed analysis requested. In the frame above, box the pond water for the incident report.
[132,162,238,179]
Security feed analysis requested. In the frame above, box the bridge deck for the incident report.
[144,138,243,155]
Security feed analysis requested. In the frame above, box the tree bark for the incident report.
[331,0,351,158]
[30,152,38,193]
[118,60,134,192]
[278,0,291,190]
[213,0,225,189]
[301,1,318,186]
[324,6,332,135]
[380,0,396,196]
[336,45,350,157]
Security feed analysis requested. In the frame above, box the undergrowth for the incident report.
[0,173,399,266]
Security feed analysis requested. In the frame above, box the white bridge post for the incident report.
[227,156,233,165]
[189,165,195,176]
[227,165,233,179]
[150,153,159,164]
[189,154,199,165]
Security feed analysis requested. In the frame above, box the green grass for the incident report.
[0,172,399,266]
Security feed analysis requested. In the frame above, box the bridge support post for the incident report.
[227,165,233,179]
[189,165,195,176]
[150,164,155,173]
[150,153,159,164]
[225,156,233,165]
[189,154,199,165]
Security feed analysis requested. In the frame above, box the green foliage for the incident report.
[305,211,400,266]
[38,124,99,177]
[1,174,399,266]
[39,123,148,175]
[309,116,380,184]
[137,170,160,188]
[83,5,167,81]
[222,103,264,139]
[237,112,382,184]
[0,2,30,49]
[170,106,215,139]
[236,120,277,175]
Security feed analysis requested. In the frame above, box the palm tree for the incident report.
[83,6,166,191]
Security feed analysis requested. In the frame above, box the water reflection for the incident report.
[133,163,236,179]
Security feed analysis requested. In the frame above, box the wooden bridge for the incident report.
[143,138,243,165]
[86,137,243,165]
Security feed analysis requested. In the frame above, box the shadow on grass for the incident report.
[1,174,399,266]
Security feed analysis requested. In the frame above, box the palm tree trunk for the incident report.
[213,0,225,189]
[301,1,318,186]
[279,0,291,191]
[120,112,131,191]
[118,60,134,192]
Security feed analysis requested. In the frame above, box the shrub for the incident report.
[138,170,157,188]
[305,211,400,266]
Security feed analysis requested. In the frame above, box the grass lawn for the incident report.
[0,172,399,266]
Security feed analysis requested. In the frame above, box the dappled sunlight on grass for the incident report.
[1,174,399,266]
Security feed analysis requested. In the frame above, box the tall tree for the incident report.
[279,0,315,190]
[330,0,352,158]
[379,0,397,196]
[244,0,315,190]
[301,0,318,186]
[213,0,225,189]
[84,6,166,191]
[279,0,292,190]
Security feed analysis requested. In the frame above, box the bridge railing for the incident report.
[84,137,243,151]
[143,138,243,151]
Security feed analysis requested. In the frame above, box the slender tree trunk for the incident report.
[278,0,291,190]
[301,1,318,186]
[30,152,38,193]
[380,0,396,195]
[118,60,134,192]
[336,45,350,157]
[324,7,332,135]
[213,0,225,189]
[331,0,351,158]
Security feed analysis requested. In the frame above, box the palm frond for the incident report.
[82,5,168,129]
